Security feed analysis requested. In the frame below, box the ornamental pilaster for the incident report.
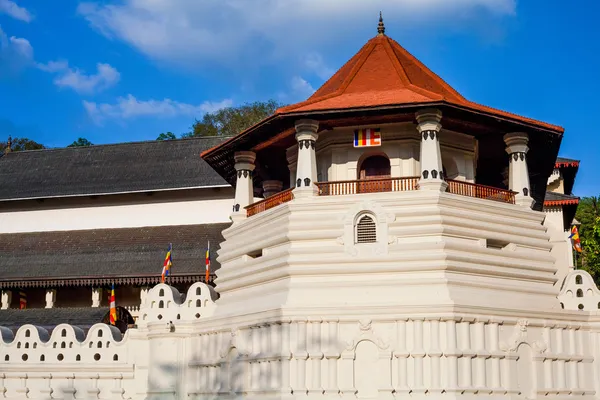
[232,151,256,221]
[416,109,447,191]
[294,119,319,197]
[504,132,533,208]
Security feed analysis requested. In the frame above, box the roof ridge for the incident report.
[385,36,467,102]
[277,39,379,113]
[1,135,233,155]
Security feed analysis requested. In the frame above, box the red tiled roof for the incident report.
[277,34,563,133]
[555,158,580,169]
[544,199,580,207]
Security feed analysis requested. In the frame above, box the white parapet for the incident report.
[3,191,600,399]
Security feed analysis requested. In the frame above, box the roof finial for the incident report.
[377,11,385,36]
[5,135,12,153]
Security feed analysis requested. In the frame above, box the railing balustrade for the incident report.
[446,179,516,204]
[244,177,516,217]
[316,176,419,196]
[246,188,294,217]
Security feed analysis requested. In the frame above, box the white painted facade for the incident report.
[0,188,233,234]
[0,114,594,400]
[288,123,476,184]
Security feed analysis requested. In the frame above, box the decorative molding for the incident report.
[500,319,547,354]
[344,320,389,352]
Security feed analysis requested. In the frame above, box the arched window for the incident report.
[359,155,391,179]
[356,214,377,244]
[577,289,583,298]
[576,275,583,285]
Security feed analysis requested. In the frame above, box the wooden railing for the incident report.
[246,188,294,217]
[316,176,419,196]
[446,179,516,204]
[246,178,515,217]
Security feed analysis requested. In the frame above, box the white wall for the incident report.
[305,123,475,182]
[0,198,233,233]
[544,206,575,287]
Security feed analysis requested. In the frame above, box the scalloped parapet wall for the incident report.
[0,282,216,399]
[558,269,600,311]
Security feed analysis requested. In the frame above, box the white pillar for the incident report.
[45,289,56,308]
[503,132,533,207]
[416,109,447,191]
[294,119,319,197]
[92,288,101,307]
[231,151,256,221]
[1,290,11,309]
[262,180,283,198]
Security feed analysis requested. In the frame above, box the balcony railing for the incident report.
[446,179,516,204]
[316,176,419,196]
[244,177,516,217]
[246,188,294,217]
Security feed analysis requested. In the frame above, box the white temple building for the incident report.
[0,17,597,400]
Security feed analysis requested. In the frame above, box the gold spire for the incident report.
[5,135,11,153]
[377,11,385,36]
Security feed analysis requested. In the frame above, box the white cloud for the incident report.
[0,25,33,74]
[0,0,32,22]
[38,61,120,94]
[303,53,334,81]
[291,76,315,97]
[77,0,516,67]
[83,95,233,125]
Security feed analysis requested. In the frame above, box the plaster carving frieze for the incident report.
[500,319,548,354]
[219,329,241,359]
[344,319,390,352]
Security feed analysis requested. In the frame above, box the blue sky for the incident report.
[0,0,598,196]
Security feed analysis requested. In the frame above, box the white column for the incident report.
[45,289,56,308]
[262,180,283,198]
[503,132,533,207]
[294,119,319,197]
[1,290,11,309]
[232,151,256,221]
[416,108,447,191]
[92,288,101,307]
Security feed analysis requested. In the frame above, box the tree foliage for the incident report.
[0,137,45,152]
[577,196,600,281]
[157,132,177,141]
[184,100,282,138]
[68,137,94,147]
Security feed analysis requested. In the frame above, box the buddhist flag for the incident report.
[354,128,381,148]
[205,241,211,283]
[161,243,173,282]
[569,226,583,253]
[109,284,117,325]
[19,290,26,310]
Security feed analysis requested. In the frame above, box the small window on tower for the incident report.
[355,214,377,244]
[576,275,583,285]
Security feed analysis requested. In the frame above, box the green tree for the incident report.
[576,196,600,281]
[68,137,94,147]
[0,137,45,152]
[184,100,282,138]
[157,132,177,141]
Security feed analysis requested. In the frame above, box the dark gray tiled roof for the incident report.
[556,157,580,164]
[0,137,229,201]
[545,192,579,202]
[0,223,229,288]
[0,307,108,333]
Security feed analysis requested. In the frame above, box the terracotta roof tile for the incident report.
[277,34,563,133]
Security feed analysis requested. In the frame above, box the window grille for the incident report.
[356,215,377,243]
